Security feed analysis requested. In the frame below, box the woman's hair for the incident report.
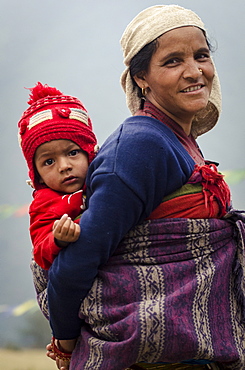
[129,38,159,99]
[129,30,215,103]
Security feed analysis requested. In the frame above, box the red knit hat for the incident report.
[18,82,98,190]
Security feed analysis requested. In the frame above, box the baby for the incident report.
[18,82,98,269]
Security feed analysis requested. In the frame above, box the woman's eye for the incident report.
[196,53,210,60]
[44,159,54,166]
[164,58,180,66]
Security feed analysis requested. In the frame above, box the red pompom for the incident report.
[27,82,63,105]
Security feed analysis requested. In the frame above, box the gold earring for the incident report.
[199,68,203,74]
[142,87,147,96]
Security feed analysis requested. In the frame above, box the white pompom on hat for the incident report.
[120,5,221,138]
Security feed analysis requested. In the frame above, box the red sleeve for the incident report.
[29,189,83,270]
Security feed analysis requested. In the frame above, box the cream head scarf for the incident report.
[120,5,221,137]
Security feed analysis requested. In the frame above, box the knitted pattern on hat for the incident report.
[18,82,98,190]
[120,5,222,138]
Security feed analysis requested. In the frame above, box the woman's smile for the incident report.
[181,84,204,93]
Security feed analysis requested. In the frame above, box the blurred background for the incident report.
[0,0,244,354]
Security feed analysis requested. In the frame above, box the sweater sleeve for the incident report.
[30,206,65,270]
[30,189,84,270]
[47,119,195,339]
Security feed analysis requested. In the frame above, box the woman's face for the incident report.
[134,26,214,134]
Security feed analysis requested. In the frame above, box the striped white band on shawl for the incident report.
[187,219,215,360]
[229,220,245,369]
[122,222,166,363]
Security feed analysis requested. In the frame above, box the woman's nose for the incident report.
[183,61,202,79]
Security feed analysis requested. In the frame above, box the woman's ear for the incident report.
[133,72,148,89]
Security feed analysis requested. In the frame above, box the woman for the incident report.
[32,5,245,370]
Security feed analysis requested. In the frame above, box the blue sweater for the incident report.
[47,115,195,339]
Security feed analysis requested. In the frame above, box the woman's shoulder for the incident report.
[120,115,180,148]
[124,114,175,134]
[117,115,183,155]
[90,114,193,177]
[99,115,177,152]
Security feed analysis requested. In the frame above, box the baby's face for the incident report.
[34,139,88,193]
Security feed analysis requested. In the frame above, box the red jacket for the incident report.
[29,188,84,269]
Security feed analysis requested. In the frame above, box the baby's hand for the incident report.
[53,214,80,247]
[46,339,74,370]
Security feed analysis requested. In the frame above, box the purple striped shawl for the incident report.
[31,215,245,370]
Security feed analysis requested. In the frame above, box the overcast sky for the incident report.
[0,0,244,344]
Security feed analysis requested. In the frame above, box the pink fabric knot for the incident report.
[191,163,231,217]
[56,107,71,118]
